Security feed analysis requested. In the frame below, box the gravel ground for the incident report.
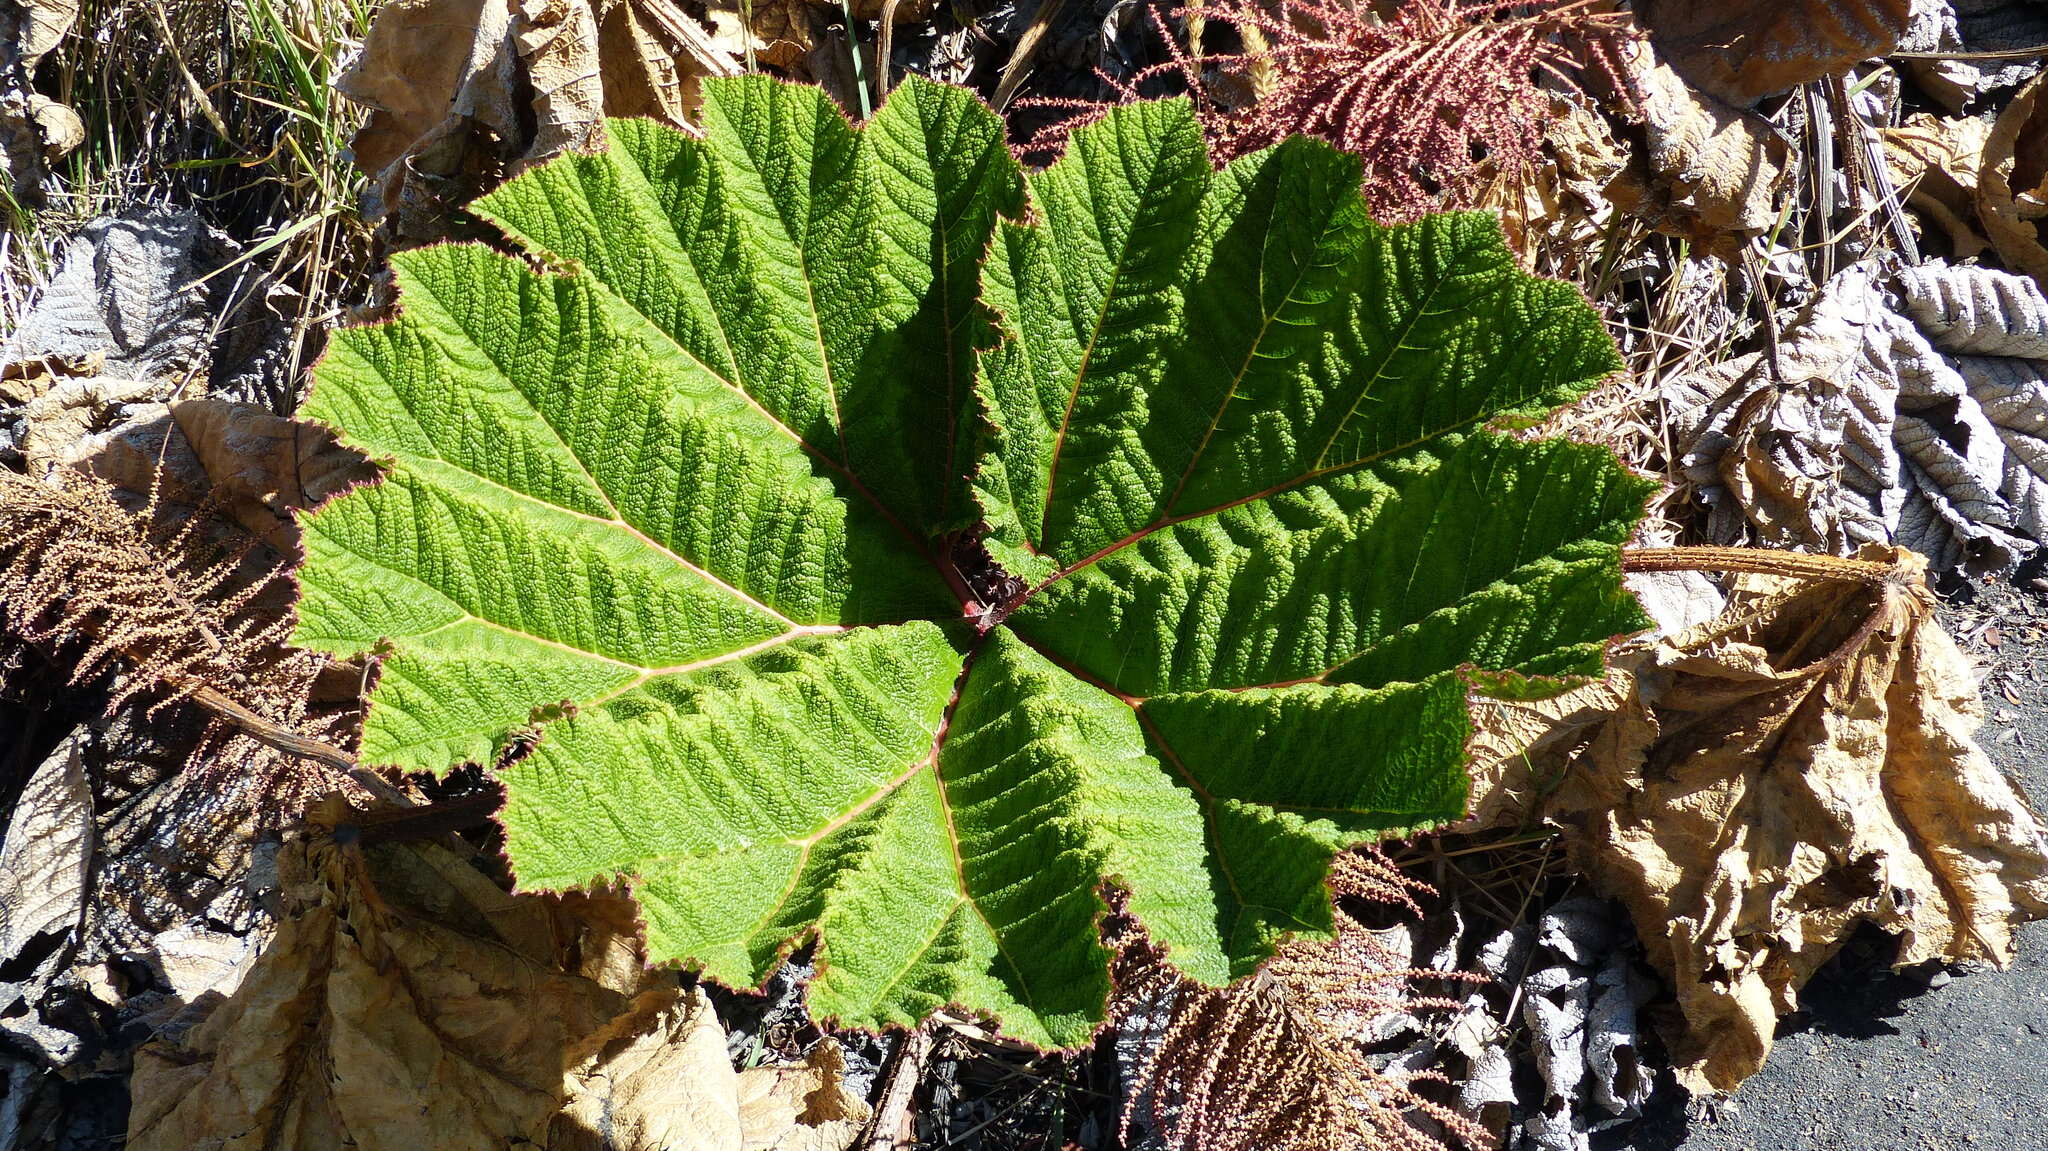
[1616,572,2048,1151]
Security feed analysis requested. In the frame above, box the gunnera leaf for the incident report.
[292,75,1653,1047]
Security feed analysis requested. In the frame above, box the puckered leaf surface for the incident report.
[294,75,1652,1046]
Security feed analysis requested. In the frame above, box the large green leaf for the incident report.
[295,75,1652,1047]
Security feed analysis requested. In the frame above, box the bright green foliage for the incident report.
[294,75,1652,1047]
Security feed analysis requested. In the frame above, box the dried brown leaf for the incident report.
[3,207,251,463]
[127,797,865,1151]
[5,0,76,67]
[162,400,371,550]
[1882,112,1993,260]
[1897,0,2048,114]
[600,0,750,120]
[1486,93,1627,272]
[1605,37,1791,252]
[78,402,369,549]
[1675,260,2048,575]
[516,0,609,162]
[22,92,79,155]
[1635,0,1910,107]
[1465,673,1627,832]
[1670,265,1902,555]
[336,0,509,179]
[1979,72,2048,287]
[1522,548,2048,1093]
[339,0,738,239]
[0,731,91,974]
[7,369,164,471]
[126,797,657,1151]
[552,989,744,1151]
[1,0,83,190]
[552,979,866,1151]
[735,1040,869,1151]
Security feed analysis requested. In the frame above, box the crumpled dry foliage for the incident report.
[0,357,156,472]
[1885,68,2048,277]
[0,732,92,998]
[63,397,373,566]
[0,708,276,1080]
[1673,263,1903,557]
[1465,671,1631,832]
[82,707,277,951]
[1978,72,2048,285]
[127,797,865,1151]
[729,1040,869,1151]
[138,399,370,551]
[1898,0,2048,112]
[0,0,72,74]
[1674,260,2048,575]
[1635,0,1909,107]
[1883,111,1994,260]
[1602,37,1790,252]
[1473,548,2048,1093]
[1439,896,1653,1151]
[0,0,84,198]
[1491,93,1628,272]
[0,210,223,383]
[551,990,869,1151]
[1,207,304,473]
[0,709,277,1077]
[339,0,739,240]
[2,210,233,470]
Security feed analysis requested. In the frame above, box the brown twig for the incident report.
[863,1021,935,1151]
[992,0,1068,110]
[180,679,411,807]
[1621,546,1896,586]
[349,791,503,844]
[876,0,903,103]
[1892,44,2048,61]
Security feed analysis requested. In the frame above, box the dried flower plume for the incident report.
[1028,0,1633,223]
[1119,848,1489,1151]
[0,467,357,812]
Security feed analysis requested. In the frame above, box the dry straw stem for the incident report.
[1121,849,1488,1151]
[860,1020,934,1151]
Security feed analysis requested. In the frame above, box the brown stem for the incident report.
[875,0,902,104]
[350,792,503,845]
[1892,44,2048,61]
[1621,546,1897,586]
[862,1021,934,1151]
[178,679,412,807]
